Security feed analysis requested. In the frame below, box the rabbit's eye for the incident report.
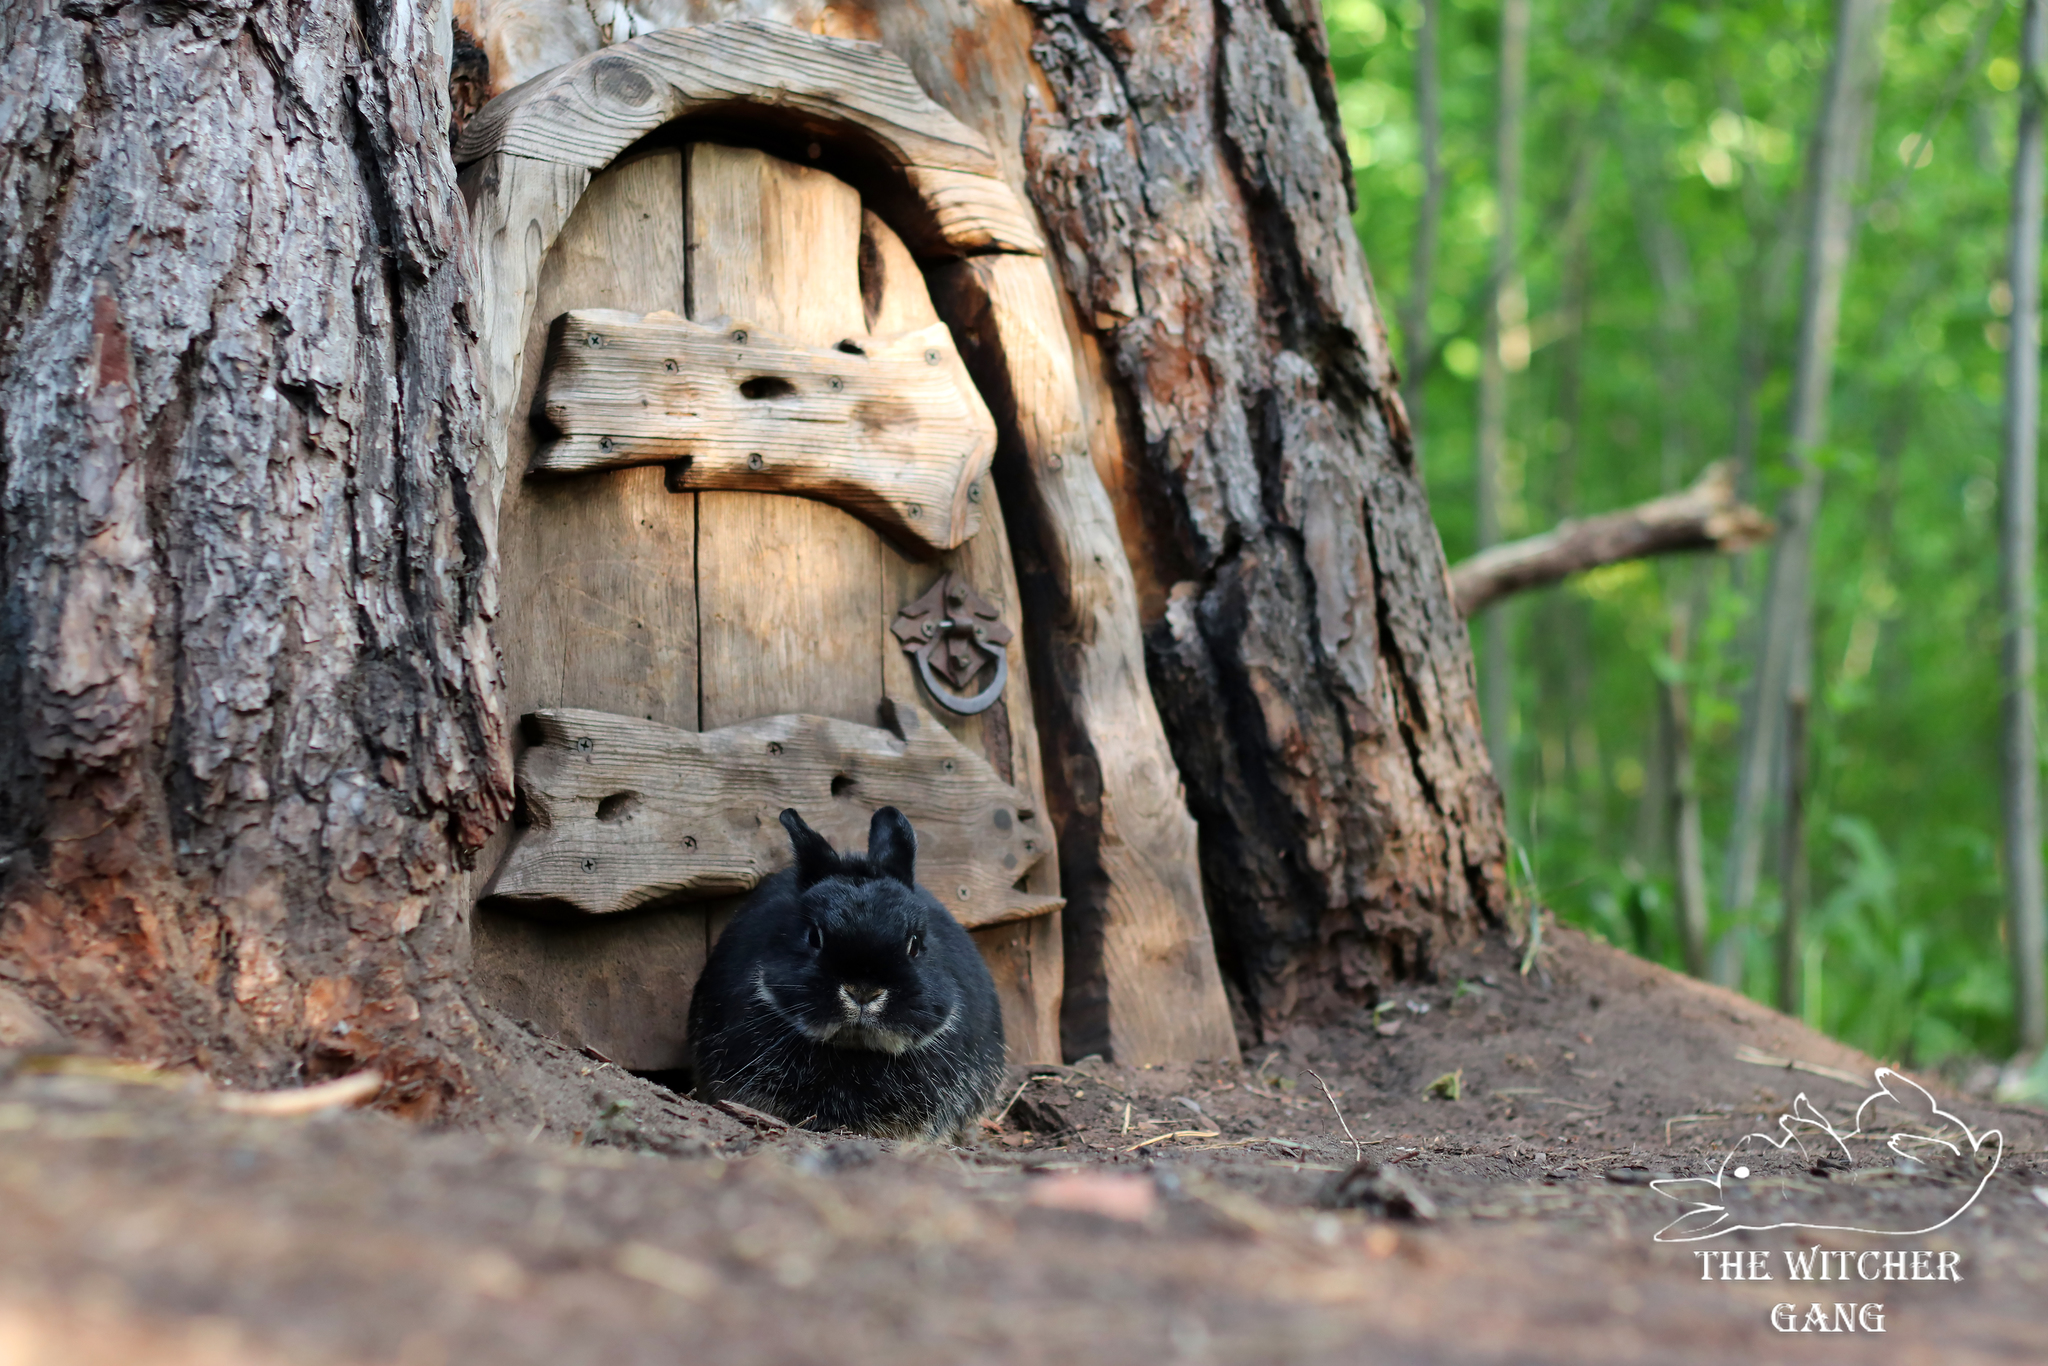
[906,932,924,958]
[806,924,824,950]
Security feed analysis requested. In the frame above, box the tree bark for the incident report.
[0,0,509,1107]
[0,0,1510,1080]
[2003,0,2048,1054]
[1021,0,1510,1028]
[1448,464,1770,615]
[1717,0,1889,986]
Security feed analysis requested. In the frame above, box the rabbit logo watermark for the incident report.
[1650,1068,2002,1242]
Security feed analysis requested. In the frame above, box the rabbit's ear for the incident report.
[780,808,840,888]
[867,806,917,887]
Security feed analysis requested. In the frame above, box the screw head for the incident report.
[586,333,604,347]
[682,835,697,849]
[828,376,843,391]
[582,858,598,872]
[664,359,678,373]
[747,452,765,471]
[575,737,594,752]
[957,887,970,900]
[968,483,982,503]
[598,436,614,452]
[924,348,941,365]
[768,741,783,755]
[907,504,921,518]
[732,329,748,344]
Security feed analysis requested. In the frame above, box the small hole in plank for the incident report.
[739,376,797,400]
[831,774,856,796]
[596,792,641,823]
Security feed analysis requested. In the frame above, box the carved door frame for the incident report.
[456,20,1237,1066]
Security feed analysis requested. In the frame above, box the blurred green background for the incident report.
[1325,0,2032,1072]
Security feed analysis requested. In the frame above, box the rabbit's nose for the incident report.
[851,984,885,1005]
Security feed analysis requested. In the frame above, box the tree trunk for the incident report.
[2003,0,2048,1054]
[1716,0,1889,986]
[0,0,1510,1082]
[0,0,508,1108]
[1023,0,1510,1028]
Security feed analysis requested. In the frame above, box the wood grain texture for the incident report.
[460,152,591,577]
[453,21,1043,255]
[471,148,702,1065]
[864,209,1065,1064]
[495,151,698,734]
[933,253,1238,1065]
[487,702,1061,928]
[688,144,887,731]
[531,309,993,552]
[697,489,887,727]
[469,903,708,1070]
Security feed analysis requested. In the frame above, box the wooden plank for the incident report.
[473,148,707,1066]
[485,701,1062,929]
[691,143,887,730]
[696,491,887,726]
[495,149,697,732]
[687,143,865,335]
[932,252,1239,1065]
[469,904,707,1072]
[865,209,1063,1064]
[452,21,1043,256]
[529,309,992,552]
[458,153,590,584]
[971,918,1063,1067]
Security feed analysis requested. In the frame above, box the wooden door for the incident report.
[472,142,1062,1071]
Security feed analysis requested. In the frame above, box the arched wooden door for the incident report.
[469,139,1064,1069]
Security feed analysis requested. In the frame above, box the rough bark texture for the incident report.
[0,0,510,1107]
[1015,0,1508,1027]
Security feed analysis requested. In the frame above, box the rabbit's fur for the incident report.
[688,806,1006,1143]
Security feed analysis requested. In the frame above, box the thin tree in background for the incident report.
[1637,177,1713,977]
[1401,0,1444,443]
[2002,0,2048,1054]
[1719,0,1892,989]
[1478,0,1530,795]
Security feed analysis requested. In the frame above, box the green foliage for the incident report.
[1330,0,2036,1065]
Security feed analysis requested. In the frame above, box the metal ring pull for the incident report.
[891,572,1015,717]
[913,634,1009,715]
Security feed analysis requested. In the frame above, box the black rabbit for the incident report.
[687,806,1006,1143]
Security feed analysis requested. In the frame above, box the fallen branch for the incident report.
[1120,1128,1220,1152]
[1450,462,1771,615]
[217,1070,383,1117]
[1731,1044,1868,1088]
[712,1098,795,1131]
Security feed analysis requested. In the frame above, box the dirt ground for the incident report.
[3,927,2044,1365]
